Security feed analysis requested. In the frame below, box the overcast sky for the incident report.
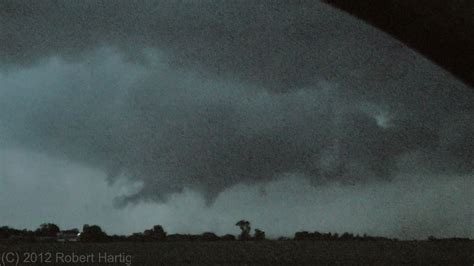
[0,1,472,239]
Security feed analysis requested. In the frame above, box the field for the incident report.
[1,240,473,265]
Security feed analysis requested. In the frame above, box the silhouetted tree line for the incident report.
[0,223,244,243]
[0,222,471,243]
[293,232,471,242]
[427,235,471,242]
[294,231,399,241]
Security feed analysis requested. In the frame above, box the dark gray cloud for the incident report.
[0,0,418,89]
[0,1,472,206]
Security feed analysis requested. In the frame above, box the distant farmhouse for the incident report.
[57,229,80,242]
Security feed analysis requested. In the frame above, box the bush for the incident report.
[201,232,219,241]
[221,234,236,241]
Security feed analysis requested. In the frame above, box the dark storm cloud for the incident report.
[0,56,398,203]
[1,0,415,89]
[0,1,473,204]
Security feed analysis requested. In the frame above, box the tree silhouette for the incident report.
[35,223,60,237]
[235,220,251,240]
[144,225,167,241]
[79,224,108,242]
[254,229,265,240]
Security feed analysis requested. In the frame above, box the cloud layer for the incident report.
[0,47,472,205]
[0,1,472,215]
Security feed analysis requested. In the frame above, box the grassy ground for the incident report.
[1,240,472,265]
